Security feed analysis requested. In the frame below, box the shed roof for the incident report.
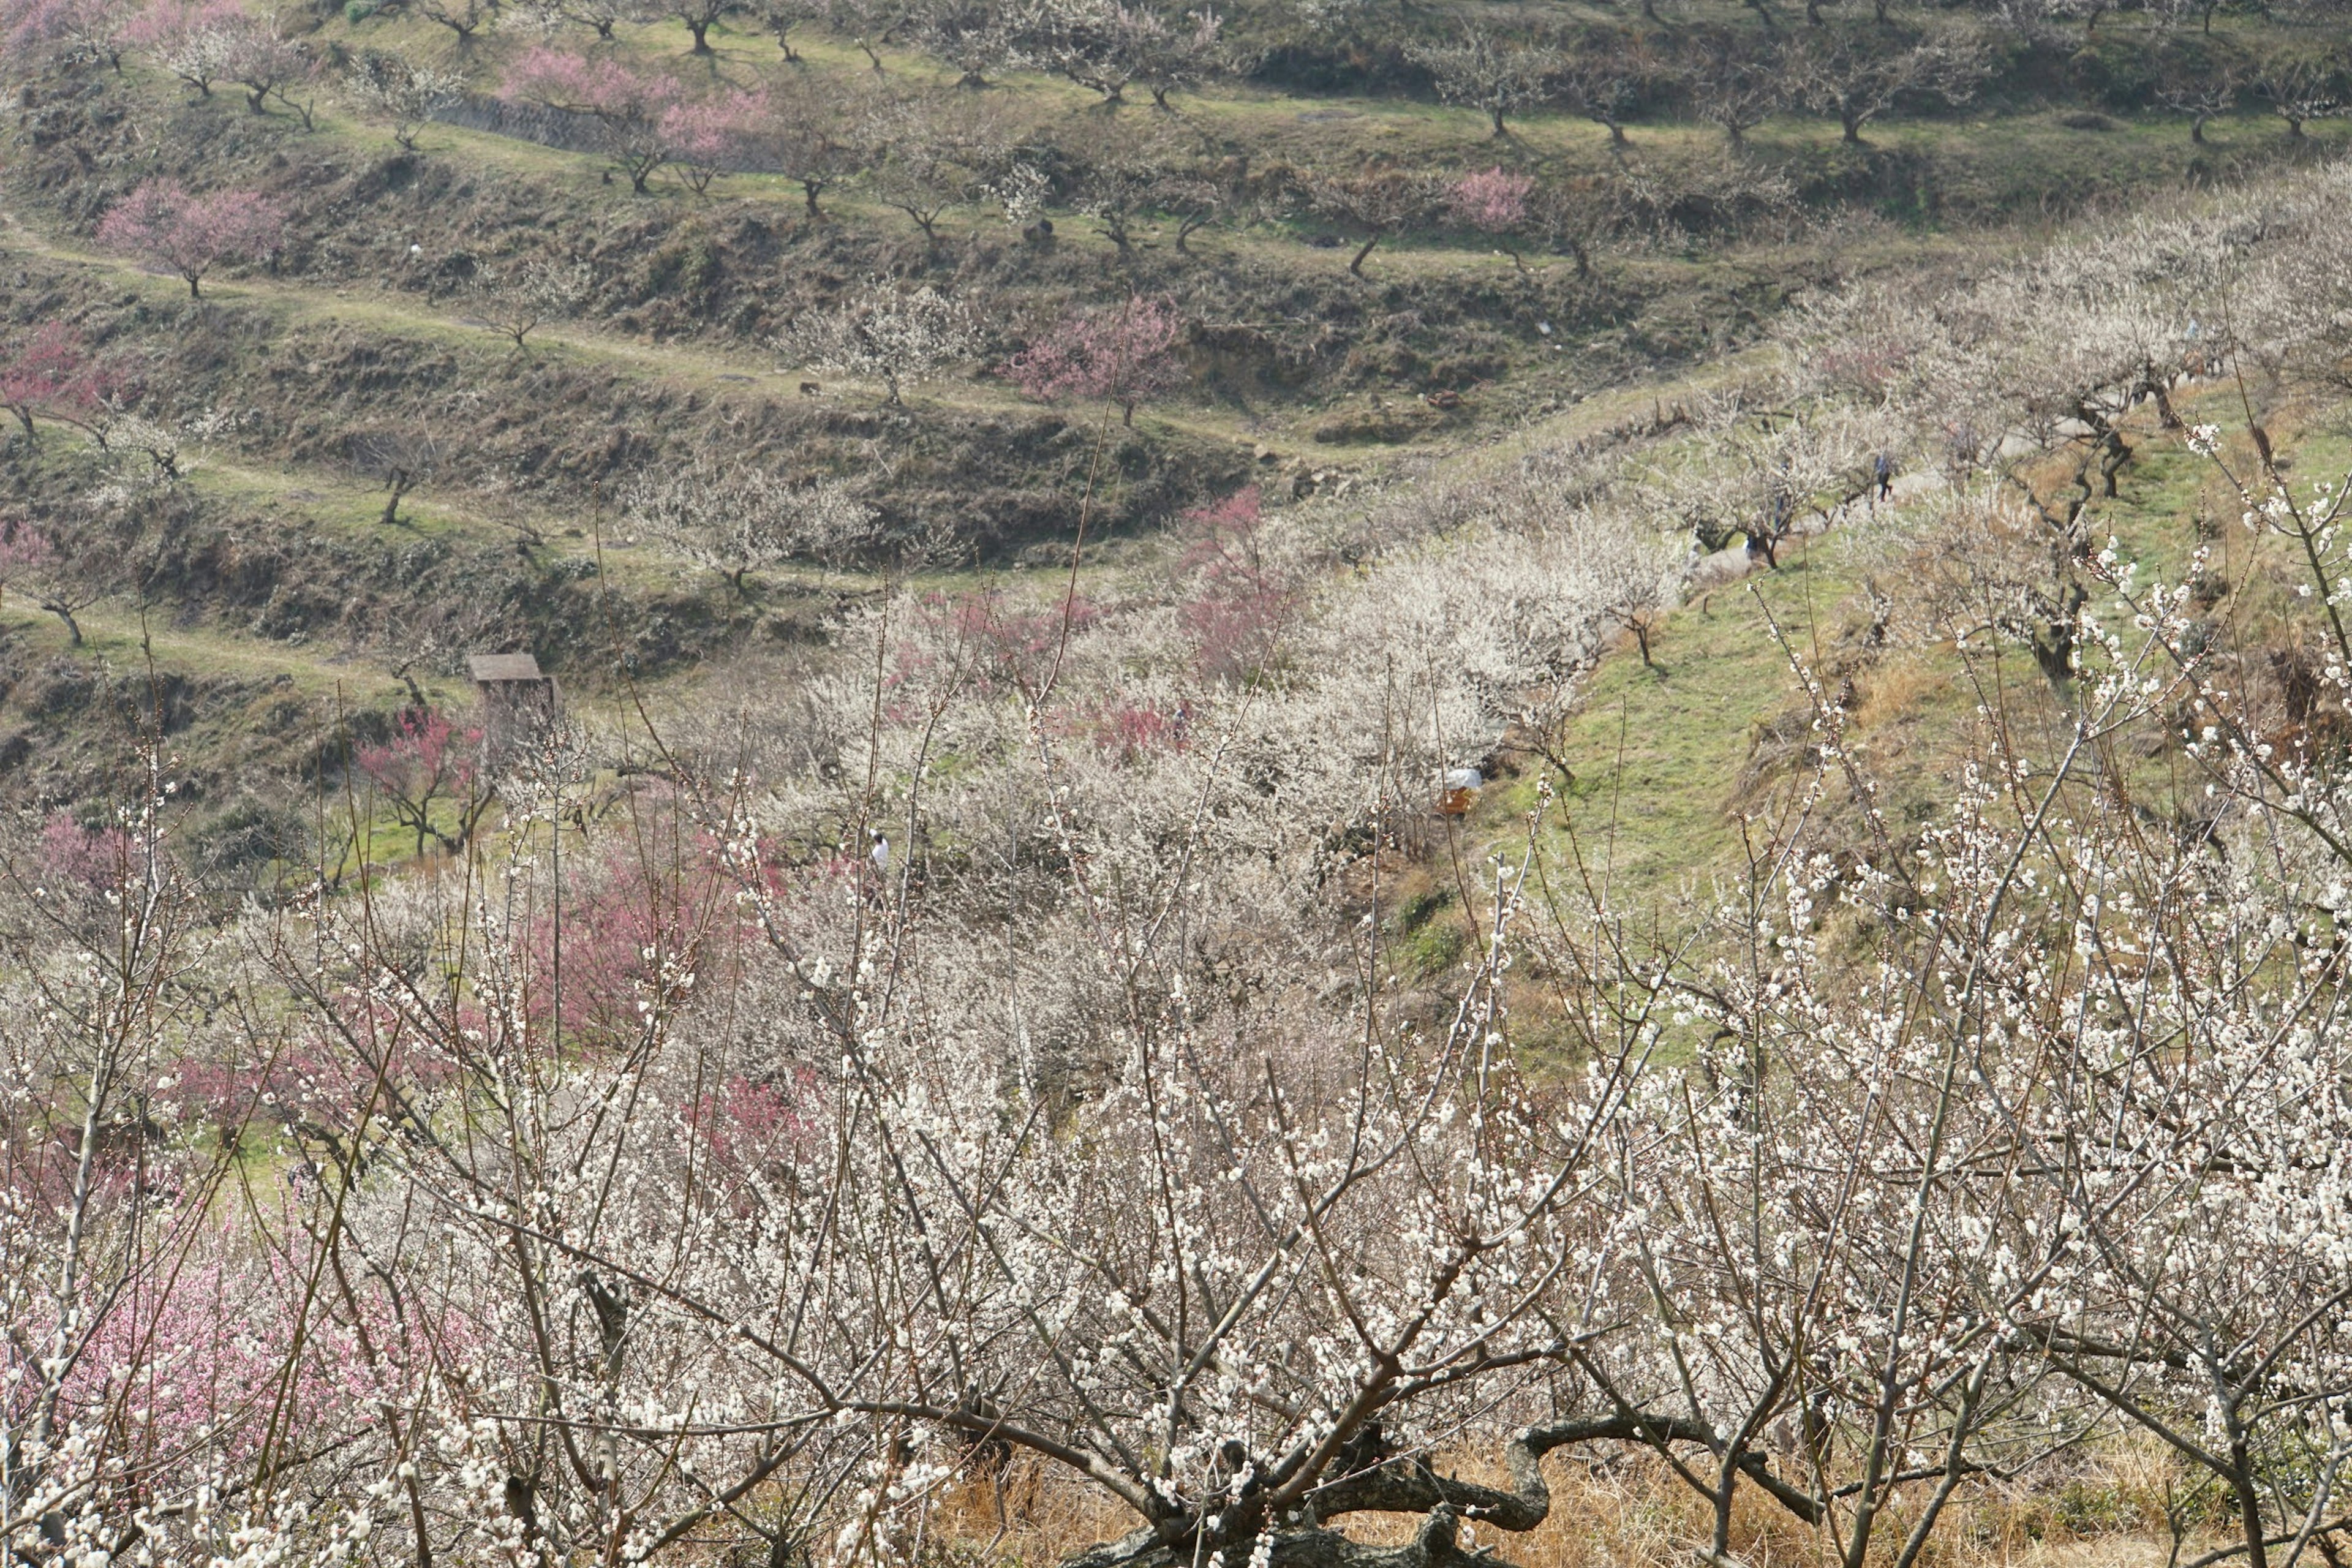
[467,653,545,684]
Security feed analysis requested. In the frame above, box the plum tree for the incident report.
[1003,295,1186,425]
[1406,25,1550,138]
[94,181,282,298]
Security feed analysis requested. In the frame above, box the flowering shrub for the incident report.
[1445,167,1532,268]
[911,586,1099,696]
[1445,165,1532,231]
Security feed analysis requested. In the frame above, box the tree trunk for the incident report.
[2228,1457,2270,1568]
[687,16,712,50]
[187,273,203,299]
[42,600,83,647]
[802,180,824,217]
[2190,113,2207,144]
[1490,106,1507,137]
[1349,233,1381,276]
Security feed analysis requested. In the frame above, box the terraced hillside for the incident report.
[8,0,2352,888]
[21,2,2352,1566]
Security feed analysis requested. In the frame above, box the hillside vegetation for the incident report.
[12,1,2352,1567]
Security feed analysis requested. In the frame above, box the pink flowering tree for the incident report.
[1002,295,1186,427]
[353,706,493,859]
[659,90,760,195]
[505,46,679,193]
[0,322,107,442]
[1177,486,1296,684]
[0,526,105,645]
[1446,166,1534,271]
[2,0,130,69]
[911,587,1101,698]
[95,181,282,299]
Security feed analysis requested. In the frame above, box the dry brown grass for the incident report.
[923,1439,2229,1568]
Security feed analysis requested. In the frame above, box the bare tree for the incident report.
[665,0,733,53]
[622,458,878,590]
[1552,40,1657,148]
[2252,49,2341,140]
[827,0,905,70]
[1687,32,1789,148]
[475,254,595,348]
[1305,167,1435,276]
[2157,59,2236,143]
[1406,24,1551,138]
[758,0,820,55]
[346,428,445,526]
[419,0,494,47]
[1789,20,1991,144]
[854,84,1002,246]
[764,70,858,217]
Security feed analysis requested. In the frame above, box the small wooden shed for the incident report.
[468,652,559,764]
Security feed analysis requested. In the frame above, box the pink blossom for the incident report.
[354,706,488,859]
[1446,166,1532,233]
[660,91,761,195]
[36,810,134,892]
[2,0,129,66]
[506,47,681,191]
[685,1072,816,1197]
[505,42,646,118]
[95,180,281,299]
[912,588,1101,696]
[0,323,110,437]
[1003,295,1187,426]
[1066,695,1183,761]
[1178,486,1295,684]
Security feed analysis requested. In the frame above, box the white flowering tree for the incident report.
[622,457,880,587]
[785,280,983,405]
